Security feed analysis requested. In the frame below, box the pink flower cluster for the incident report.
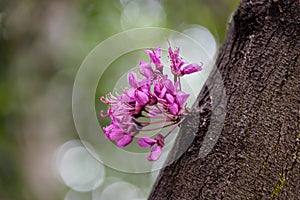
[100,46,202,161]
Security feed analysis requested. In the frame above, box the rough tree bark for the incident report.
[148,0,299,199]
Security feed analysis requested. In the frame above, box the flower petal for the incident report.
[169,103,179,115]
[133,102,143,115]
[176,91,189,107]
[127,72,139,88]
[154,83,161,96]
[108,131,125,141]
[137,137,156,148]
[164,79,175,94]
[135,90,149,105]
[103,124,114,139]
[154,46,162,58]
[181,64,202,75]
[139,79,151,93]
[117,134,133,147]
[147,146,162,161]
[158,86,167,98]
[165,93,174,104]
[145,46,163,71]
[139,61,154,79]
[122,88,135,102]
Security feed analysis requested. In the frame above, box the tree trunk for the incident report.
[148,0,300,199]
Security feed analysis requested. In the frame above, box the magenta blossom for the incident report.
[100,45,203,161]
[137,134,164,161]
[145,46,163,71]
[168,46,202,76]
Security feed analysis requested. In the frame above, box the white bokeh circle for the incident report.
[120,0,166,30]
[56,140,105,192]
[64,189,91,200]
[94,181,145,200]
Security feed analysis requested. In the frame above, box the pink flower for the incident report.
[181,63,202,75]
[100,45,203,161]
[169,47,184,76]
[168,46,202,76]
[145,46,163,71]
[138,134,165,161]
[139,61,155,79]
[127,72,150,106]
[103,122,134,147]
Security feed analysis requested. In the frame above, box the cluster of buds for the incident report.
[100,46,202,161]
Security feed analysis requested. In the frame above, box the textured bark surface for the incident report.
[148,0,300,199]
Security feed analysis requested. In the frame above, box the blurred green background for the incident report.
[0,0,240,199]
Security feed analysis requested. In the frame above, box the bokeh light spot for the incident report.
[56,140,105,192]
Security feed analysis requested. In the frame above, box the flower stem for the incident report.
[135,119,171,125]
[138,122,177,132]
[163,117,185,138]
